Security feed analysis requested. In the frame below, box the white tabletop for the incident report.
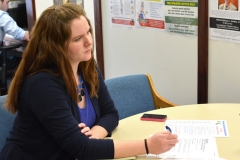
[111,103,240,160]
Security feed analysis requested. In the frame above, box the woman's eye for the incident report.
[75,37,82,41]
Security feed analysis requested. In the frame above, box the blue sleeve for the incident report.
[0,12,25,40]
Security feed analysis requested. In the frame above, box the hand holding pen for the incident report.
[145,126,178,154]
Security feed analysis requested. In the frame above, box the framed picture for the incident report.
[53,0,84,8]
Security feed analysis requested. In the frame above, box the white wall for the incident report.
[34,1,240,105]
[209,40,240,103]
[101,1,240,105]
[83,1,95,33]
[35,0,53,19]
[101,1,197,105]
[35,0,94,23]
[83,0,96,57]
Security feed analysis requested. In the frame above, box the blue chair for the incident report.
[0,95,16,151]
[105,74,177,119]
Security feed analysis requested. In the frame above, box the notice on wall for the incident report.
[53,0,83,6]
[164,0,198,36]
[135,0,165,30]
[109,0,135,27]
[209,0,240,43]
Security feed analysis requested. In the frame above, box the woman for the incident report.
[0,3,178,159]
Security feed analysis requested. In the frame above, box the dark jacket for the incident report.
[0,69,119,160]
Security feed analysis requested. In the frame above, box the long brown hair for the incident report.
[6,3,98,113]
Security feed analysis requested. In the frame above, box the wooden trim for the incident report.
[146,74,177,109]
[198,0,208,103]
[94,0,105,79]
[26,0,36,31]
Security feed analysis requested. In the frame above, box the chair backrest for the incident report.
[0,95,16,151]
[8,2,28,29]
[105,74,156,119]
[0,43,23,95]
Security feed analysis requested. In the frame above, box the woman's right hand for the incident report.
[78,123,92,137]
[147,131,178,154]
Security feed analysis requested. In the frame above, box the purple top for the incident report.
[78,79,96,128]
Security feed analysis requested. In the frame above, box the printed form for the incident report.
[146,120,229,159]
[165,120,229,137]
[147,136,219,159]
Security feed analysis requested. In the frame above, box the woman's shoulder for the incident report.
[24,72,63,88]
[21,72,66,99]
[27,72,58,81]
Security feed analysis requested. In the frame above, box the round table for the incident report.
[111,103,240,160]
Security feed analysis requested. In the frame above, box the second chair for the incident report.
[0,43,23,95]
[105,74,177,120]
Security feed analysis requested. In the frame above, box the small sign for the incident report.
[53,0,83,7]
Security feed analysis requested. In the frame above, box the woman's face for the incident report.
[67,16,93,66]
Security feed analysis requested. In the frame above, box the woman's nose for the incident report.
[84,35,92,46]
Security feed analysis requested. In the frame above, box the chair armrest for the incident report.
[146,74,177,109]
[0,43,22,51]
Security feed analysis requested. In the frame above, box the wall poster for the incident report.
[109,0,135,27]
[164,0,198,36]
[53,0,84,7]
[209,0,240,43]
[135,0,165,30]
[108,0,200,35]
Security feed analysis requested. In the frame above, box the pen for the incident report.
[165,126,172,133]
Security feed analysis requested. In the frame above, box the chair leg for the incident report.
[0,80,8,96]
[1,50,8,95]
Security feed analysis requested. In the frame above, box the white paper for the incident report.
[165,120,229,137]
[147,136,219,159]
[146,120,229,159]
